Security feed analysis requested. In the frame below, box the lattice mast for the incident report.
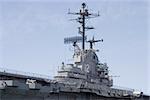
[68,3,100,51]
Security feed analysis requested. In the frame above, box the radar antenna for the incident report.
[64,36,87,44]
[68,3,100,50]
[64,36,87,54]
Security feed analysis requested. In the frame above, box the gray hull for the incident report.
[0,89,149,100]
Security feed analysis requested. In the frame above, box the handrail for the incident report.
[112,85,136,92]
[0,67,52,80]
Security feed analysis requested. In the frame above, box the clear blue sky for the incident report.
[0,0,149,94]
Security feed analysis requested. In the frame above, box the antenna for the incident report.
[87,36,103,49]
[68,3,100,51]
[64,36,87,44]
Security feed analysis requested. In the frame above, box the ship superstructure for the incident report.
[54,3,142,98]
[55,2,113,89]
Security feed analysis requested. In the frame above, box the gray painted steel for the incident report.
[0,74,149,100]
[0,3,149,100]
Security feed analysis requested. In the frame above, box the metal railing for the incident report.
[112,85,137,92]
[0,67,52,80]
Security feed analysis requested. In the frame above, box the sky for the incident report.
[0,0,149,95]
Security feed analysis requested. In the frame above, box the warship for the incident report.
[0,3,149,100]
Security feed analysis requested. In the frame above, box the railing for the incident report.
[0,67,52,80]
[112,85,137,92]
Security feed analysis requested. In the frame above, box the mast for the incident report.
[82,3,86,50]
[68,3,100,51]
